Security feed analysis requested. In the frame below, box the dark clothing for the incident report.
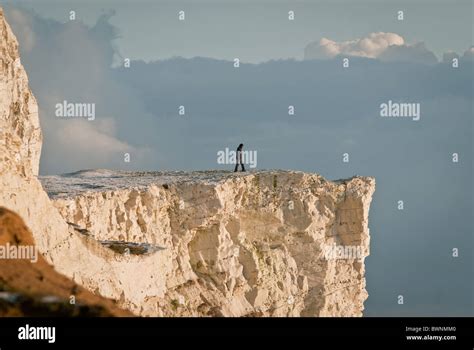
[234,162,245,172]
[234,145,245,172]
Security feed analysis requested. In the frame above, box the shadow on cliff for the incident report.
[0,207,131,316]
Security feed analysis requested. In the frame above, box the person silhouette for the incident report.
[234,143,245,172]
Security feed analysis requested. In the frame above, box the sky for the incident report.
[5,0,474,63]
[2,0,473,316]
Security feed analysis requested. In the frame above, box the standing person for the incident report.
[234,143,245,172]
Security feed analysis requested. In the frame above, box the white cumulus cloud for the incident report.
[305,32,404,59]
[304,32,438,64]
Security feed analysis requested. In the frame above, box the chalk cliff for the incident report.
[0,7,376,317]
[43,170,375,316]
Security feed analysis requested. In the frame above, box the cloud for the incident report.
[304,32,438,64]
[305,32,404,59]
[378,42,438,64]
[5,6,149,174]
[442,51,460,63]
[462,46,474,61]
[441,46,474,64]
[58,119,137,155]
[7,8,35,52]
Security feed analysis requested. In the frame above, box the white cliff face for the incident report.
[0,8,41,177]
[43,170,375,317]
[0,7,376,317]
[0,6,66,250]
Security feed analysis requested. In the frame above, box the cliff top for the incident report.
[40,169,374,199]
